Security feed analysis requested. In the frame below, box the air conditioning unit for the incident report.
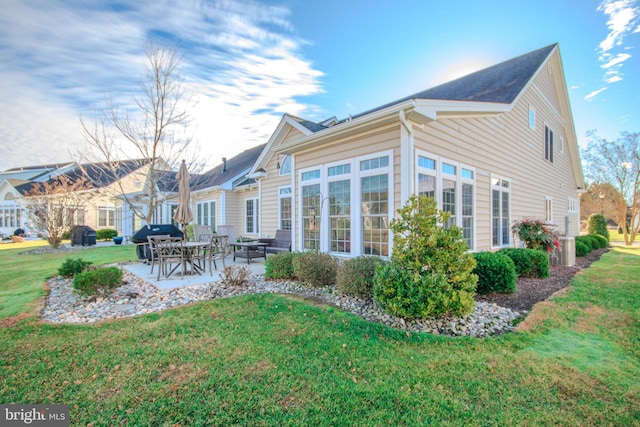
[557,236,575,267]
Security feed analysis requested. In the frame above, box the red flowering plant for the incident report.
[511,218,559,253]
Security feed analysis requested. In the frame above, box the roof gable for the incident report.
[190,143,266,192]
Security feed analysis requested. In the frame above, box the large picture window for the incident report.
[491,177,511,247]
[416,151,475,250]
[302,183,320,250]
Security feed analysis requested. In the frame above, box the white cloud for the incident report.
[597,0,639,52]
[601,52,632,67]
[0,0,324,171]
[585,87,607,101]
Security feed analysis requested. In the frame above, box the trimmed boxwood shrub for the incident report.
[590,234,608,249]
[585,235,602,250]
[96,229,118,241]
[292,251,338,287]
[575,240,590,257]
[58,258,93,278]
[575,236,593,252]
[498,248,549,279]
[472,252,517,294]
[264,251,300,280]
[337,256,385,299]
[374,262,474,319]
[73,267,123,297]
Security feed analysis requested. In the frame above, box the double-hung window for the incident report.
[545,125,554,163]
[278,187,292,230]
[360,155,390,257]
[301,169,321,250]
[245,198,259,234]
[491,177,511,247]
[97,206,115,227]
[328,163,352,254]
[196,201,216,228]
[416,151,475,250]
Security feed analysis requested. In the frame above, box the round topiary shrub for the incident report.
[292,251,338,287]
[575,240,590,257]
[585,235,601,250]
[472,252,517,294]
[264,251,299,280]
[575,236,593,252]
[587,214,609,241]
[590,234,608,249]
[497,248,549,279]
[337,256,385,299]
[73,267,123,297]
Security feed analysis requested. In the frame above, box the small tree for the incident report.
[80,43,201,225]
[374,195,477,319]
[582,131,640,245]
[24,176,94,249]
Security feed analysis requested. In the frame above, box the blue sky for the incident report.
[0,0,638,171]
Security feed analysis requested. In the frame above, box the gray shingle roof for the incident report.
[351,44,557,120]
[190,143,267,191]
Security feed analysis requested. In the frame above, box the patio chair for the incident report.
[192,225,212,241]
[147,234,170,274]
[217,225,236,254]
[208,234,228,275]
[155,237,185,280]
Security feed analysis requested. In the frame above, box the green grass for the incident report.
[0,242,136,319]
[0,246,638,425]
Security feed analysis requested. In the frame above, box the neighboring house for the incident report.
[249,43,585,257]
[0,159,153,238]
[118,144,266,239]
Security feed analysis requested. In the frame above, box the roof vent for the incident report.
[222,157,227,172]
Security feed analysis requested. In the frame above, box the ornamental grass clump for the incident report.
[373,195,477,319]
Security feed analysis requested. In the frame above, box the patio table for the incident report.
[231,241,268,264]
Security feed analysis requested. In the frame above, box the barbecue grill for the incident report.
[131,224,183,260]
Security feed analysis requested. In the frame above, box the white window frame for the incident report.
[327,160,354,255]
[545,196,553,224]
[529,105,536,130]
[568,197,578,214]
[245,197,259,234]
[97,206,115,228]
[491,175,511,249]
[196,200,217,229]
[278,186,292,230]
[296,149,393,257]
[415,150,476,250]
[279,155,292,176]
[544,124,554,163]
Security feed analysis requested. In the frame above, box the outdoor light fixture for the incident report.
[309,206,316,231]
[599,191,605,215]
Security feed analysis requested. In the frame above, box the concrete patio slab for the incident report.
[122,255,266,290]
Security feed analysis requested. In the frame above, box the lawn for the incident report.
[0,245,638,425]
[0,241,137,320]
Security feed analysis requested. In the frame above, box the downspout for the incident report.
[399,110,415,204]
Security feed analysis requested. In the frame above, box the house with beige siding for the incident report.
[0,160,153,238]
[249,43,585,257]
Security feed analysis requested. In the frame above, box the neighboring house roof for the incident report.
[190,143,267,192]
[13,159,152,196]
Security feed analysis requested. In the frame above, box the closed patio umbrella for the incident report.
[172,160,193,229]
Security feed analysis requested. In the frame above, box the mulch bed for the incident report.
[474,248,608,313]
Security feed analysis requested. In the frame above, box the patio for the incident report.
[122,253,266,290]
